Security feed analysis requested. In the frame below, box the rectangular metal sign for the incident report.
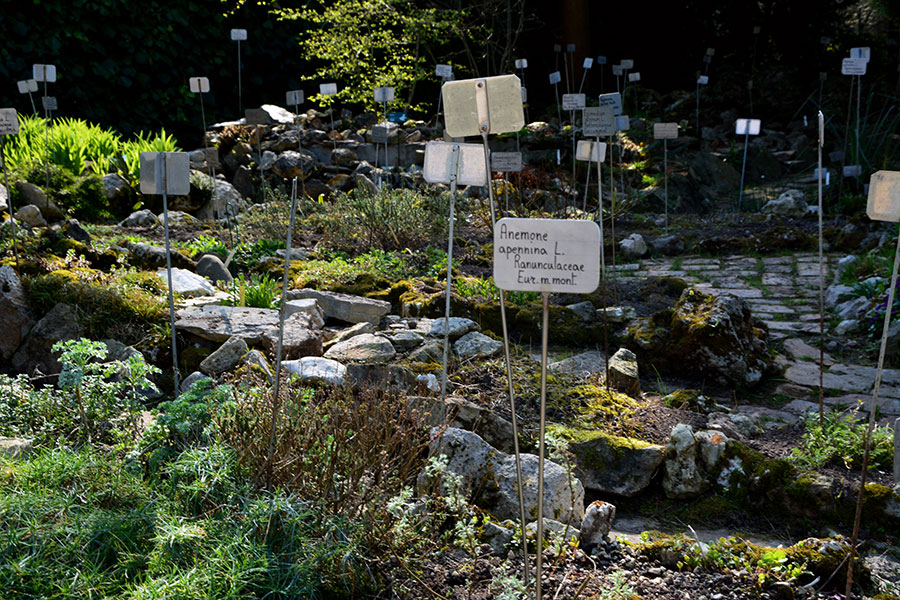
[493,218,601,294]
[628,72,641,82]
[32,64,56,82]
[735,118,761,135]
[706,47,716,56]
[140,152,190,196]
[492,152,523,172]
[866,170,900,222]
[562,93,585,110]
[596,56,607,65]
[575,140,606,162]
[567,44,576,52]
[697,75,709,85]
[842,58,867,76]
[615,115,630,131]
[286,90,304,105]
[17,80,38,94]
[436,64,453,78]
[320,83,338,95]
[371,123,395,144]
[374,86,395,103]
[549,71,562,84]
[442,74,524,137]
[422,141,487,186]
[0,108,19,135]
[582,106,615,137]
[583,57,594,69]
[231,29,247,41]
[620,59,634,69]
[245,108,271,126]
[611,65,623,76]
[598,92,622,115]
[189,77,209,93]
[41,96,58,111]
[653,122,678,139]
[388,111,407,123]
[850,47,871,62]
[515,59,528,69]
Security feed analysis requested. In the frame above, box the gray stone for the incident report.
[345,364,418,393]
[355,173,378,195]
[101,173,129,201]
[282,356,346,385]
[119,209,159,228]
[196,175,244,222]
[283,299,325,330]
[408,395,516,453]
[259,150,276,171]
[835,319,859,335]
[835,296,870,320]
[662,424,709,499]
[419,316,480,338]
[695,430,728,470]
[239,349,274,380]
[525,518,580,542]
[580,500,616,548]
[163,211,200,227]
[261,104,295,124]
[651,234,685,256]
[762,189,808,219]
[387,329,424,351]
[783,338,833,365]
[15,204,47,227]
[272,150,318,180]
[0,437,33,459]
[606,347,641,397]
[60,219,92,244]
[261,314,324,358]
[407,339,443,362]
[562,429,664,497]
[619,233,647,257]
[0,266,33,361]
[548,350,606,377]
[15,181,63,221]
[180,371,211,394]
[324,321,376,349]
[176,305,280,343]
[288,289,390,324]
[12,303,85,375]
[196,254,233,285]
[275,247,308,261]
[833,255,858,285]
[567,301,596,321]
[597,306,637,324]
[157,268,215,297]
[199,336,248,375]
[324,333,395,363]
[124,241,195,270]
[454,331,502,360]
[232,165,255,198]
[482,522,514,556]
[331,147,359,168]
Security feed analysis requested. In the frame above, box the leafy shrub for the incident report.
[182,234,229,259]
[119,129,180,186]
[224,272,281,309]
[790,410,894,471]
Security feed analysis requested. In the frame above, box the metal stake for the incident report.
[43,78,50,191]
[198,91,218,218]
[664,138,669,232]
[554,82,561,127]
[817,111,825,427]
[27,91,37,117]
[255,125,266,202]
[160,153,180,393]
[440,145,460,407]
[535,290,551,600]
[237,39,243,118]
[596,136,605,276]
[0,137,19,269]
[856,74,861,178]
[738,130,750,213]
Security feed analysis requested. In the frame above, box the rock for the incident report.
[15,204,47,227]
[157,268,215,297]
[283,299,325,330]
[324,333,395,363]
[15,181,62,221]
[835,319,858,335]
[199,336,248,375]
[119,209,159,227]
[833,255,858,285]
[12,303,85,375]
[275,248,308,261]
[580,500,617,548]
[282,356,346,385]
[197,176,244,222]
[597,306,637,324]
[689,152,739,201]
[386,329,424,351]
[694,430,728,470]
[407,339,443,362]
[180,371,211,394]
[408,395,516,453]
[325,321,376,349]
[59,219,92,244]
[355,173,378,195]
[548,350,606,377]
[482,522,514,555]
[628,288,772,387]
[101,173,130,201]
[835,296,870,320]
[824,284,855,307]
[567,301,596,321]
[454,331,502,360]
[331,147,359,168]
[662,424,709,499]
[175,305,280,343]
[195,254,233,285]
[0,437,33,459]
[525,518,580,542]
[651,234,685,256]
[762,189,808,219]
[783,338,833,365]
[418,316,480,338]
[327,173,352,191]
[606,347,641,397]
[260,104,295,124]
[232,165,256,198]
[0,265,34,361]
[272,150,318,180]
[261,314,324,358]
[0,183,7,212]
[420,428,584,524]
[124,241,195,270]
[619,233,647,258]
[558,428,664,497]
[259,150,276,171]
[287,289,390,324]
[162,211,200,227]
[345,364,418,392]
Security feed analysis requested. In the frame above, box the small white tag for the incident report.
[628,72,641,82]
[435,64,453,78]
[842,58,867,76]
[843,165,862,177]
[867,171,900,222]
[0,108,19,135]
[515,58,528,69]
[598,92,622,115]
[697,75,709,85]
[567,43,576,52]
[596,56,607,65]
[374,86,395,103]
[320,83,338,95]
[42,96,58,111]
[492,152,523,172]
[611,65,623,76]
[850,47,871,62]
[735,118,761,135]
[231,29,247,41]
[653,122,678,139]
[615,115,630,131]
[562,93,586,110]
[620,59,634,69]
[575,139,606,162]
[189,77,210,93]
[583,106,615,137]
[549,71,562,85]
[583,57,594,69]
[32,64,56,83]
[286,90,304,106]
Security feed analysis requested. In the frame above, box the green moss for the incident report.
[550,425,653,471]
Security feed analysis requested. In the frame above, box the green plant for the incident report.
[120,129,180,186]
[595,570,636,600]
[790,409,895,471]
[224,272,281,309]
[183,234,229,259]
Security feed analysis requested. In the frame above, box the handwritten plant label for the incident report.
[843,165,862,177]
[0,108,19,135]
[286,90,304,105]
[549,71,562,85]
[598,92,622,115]
[422,141,487,186]
[515,59,528,69]
[567,44,576,52]
[583,57,594,69]
[628,72,641,82]
[32,64,56,82]
[189,77,210,93]
[583,106,615,137]
[615,115,630,131]
[492,152,523,172]
[697,75,709,85]
[17,80,38,94]
[850,47,871,62]
[842,58,867,76]
[575,140,606,162]
[735,118,761,135]
[653,122,678,139]
[320,83,338,95]
[562,93,586,110]
[620,59,634,69]
[597,56,607,65]
[230,29,247,41]
[611,65,624,76]
[374,86,395,103]
[436,64,453,78]
[442,74,524,137]
[493,218,601,294]
[140,152,190,196]
[866,170,900,222]
[41,97,58,111]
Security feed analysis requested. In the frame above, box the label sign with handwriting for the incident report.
[653,122,678,139]
[0,108,19,135]
[842,58,867,76]
[189,77,209,93]
[598,92,622,115]
[33,64,56,82]
[867,170,900,222]
[436,64,453,78]
[575,140,606,162]
[735,118,761,135]
[583,106,615,136]
[562,93,585,110]
[320,83,338,95]
[286,90,304,105]
[549,71,562,84]
[492,152,523,172]
[493,218,601,294]
[374,86,395,103]
[230,29,247,41]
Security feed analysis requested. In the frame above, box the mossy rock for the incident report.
[367,279,415,314]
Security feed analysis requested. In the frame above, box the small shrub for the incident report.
[790,410,894,471]
[224,272,281,309]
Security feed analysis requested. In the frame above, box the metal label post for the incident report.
[653,123,679,231]
[231,29,247,117]
[0,108,21,268]
[736,118,762,213]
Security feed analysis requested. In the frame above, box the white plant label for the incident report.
[549,71,562,85]
[598,92,622,115]
[850,47,871,62]
[844,165,862,177]
[567,44,576,52]
[620,59,634,69]
[17,80,38,94]
[435,64,453,78]
[697,75,709,85]
[422,141,487,186]
[371,123,394,144]
[189,77,210,93]
[562,93,585,110]
[32,64,56,82]
[286,90,304,106]
[842,58,867,76]
[735,118,761,135]
[492,152,523,172]
[583,57,594,69]
[521,87,527,102]
[230,29,247,41]
[597,56,607,65]
[611,65,624,76]
[493,218,601,294]
[245,108,270,126]
[866,170,900,222]
[575,139,606,162]
[42,97,58,111]
[0,108,19,135]
[140,152,190,196]
[374,86,395,103]
[706,47,716,56]
[515,59,528,69]
[628,72,641,82]
[653,122,678,139]
[320,83,338,95]
[554,45,562,53]
[615,115,630,131]
[442,74,524,137]
[583,106,615,137]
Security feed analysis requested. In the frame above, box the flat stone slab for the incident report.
[548,350,606,377]
[783,338,833,365]
[282,356,346,385]
[158,268,215,297]
[175,305,279,343]
[324,333,396,363]
[261,314,323,358]
[454,331,502,360]
[287,289,390,324]
[417,317,480,338]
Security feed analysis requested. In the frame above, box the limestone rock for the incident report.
[548,350,606,377]
[418,316,480,338]
[288,289,390,324]
[597,306,637,324]
[196,175,244,222]
[15,181,62,221]
[386,329,424,351]
[559,429,664,497]
[662,424,709,499]
[175,305,279,343]
[579,500,616,548]
[345,364,418,392]
[59,219,92,244]
[566,301,596,321]
[119,209,159,228]
[606,347,641,397]
[15,204,47,228]
[157,268,215,297]
[101,173,130,201]
[324,333,395,363]
[180,371,211,394]
[324,322,376,349]
[0,265,33,361]
[331,147,359,168]
[199,336,248,375]
[0,182,7,212]
[124,241,195,270]
[762,189,808,219]
[261,314,324,358]
[525,518,580,543]
[12,303,85,375]
[407,339,443,362]
[454,331,502,360]
[272,150,318,180]
[619,233,647,258]
[283,299,325,330]
[482,522,514,555]
[824,284,855,307]
[239,349,274,380]
[408,395,516,453]
[651,234,686,256]
[282,356,346,386]
[196,254,233,285]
